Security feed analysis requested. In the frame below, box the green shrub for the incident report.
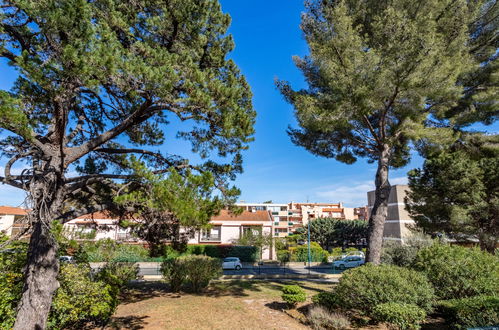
[186,245,258,262]
[161,255,221,293]
[334,264,434,315]
[0,242,26,329]
[381,233,433,267]
[436,295,499,329]
[281,285,306,306]
[83,239,149,262]
[412,244,499,300]
[372,302,426,330]
[48,264,115,329]
[307,306,350,330]
[0,241,120,329]
[312,291,338,310]
[183,255,221,293]
[290,242,328,262]
[277,250,291,264]
[229,246,259,262]
[160,257,187,292]
[95,262,139,289]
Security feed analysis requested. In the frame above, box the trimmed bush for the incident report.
[48,264,115,329]
[281,285,306,306]
[308,306,350,330]
[334,264,434,315]
[183,255,221,293]
[95,262,139,289]
[160,257,188,292]
[436,295,499,329]
[161,255,221,293]
[412,244,499,300]
[372,302,426,330]
[186,245,258,262]
[312,291,338,310]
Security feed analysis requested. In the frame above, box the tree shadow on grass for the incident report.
[264,301,311,326]
[106,315,149,329]
[264,301,289,311]
[202,280,262,297]
[119,281,173,305]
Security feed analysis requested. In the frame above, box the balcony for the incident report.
[200,235,221,242]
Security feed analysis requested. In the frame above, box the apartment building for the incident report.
[236,203,292,238]
[354,206,369,221]
[367,185,415,242]
[288,202,360,225]
[0,206,27,236]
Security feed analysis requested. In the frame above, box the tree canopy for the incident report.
[309,218,368,250]
[277,0,495,263]
[406,134,499,253]
[0,0,255,328]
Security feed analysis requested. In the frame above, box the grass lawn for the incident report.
[104,280,334,330]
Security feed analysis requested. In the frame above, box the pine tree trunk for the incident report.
[366,145,391,264]
[478,230,497,254]
[14,174,62,330]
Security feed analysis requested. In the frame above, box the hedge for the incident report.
[412,244,499,300]
[333,264,435,315]
[187,245,258,262]
[81,241,259,262]
[372,302,426,330]
[436,295,499,329]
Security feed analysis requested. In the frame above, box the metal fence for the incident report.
[131,264,344,277]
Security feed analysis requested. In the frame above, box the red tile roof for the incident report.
[0,206,28,216]
[211,210,272,222]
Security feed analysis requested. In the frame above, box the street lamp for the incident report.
[307,211,311,275]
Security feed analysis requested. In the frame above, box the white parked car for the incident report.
[340,250,365,259]
[59,255,74,263]
[332,255,365,270]
[222,257,242,270]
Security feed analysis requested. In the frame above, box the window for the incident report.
[201,226,221,242]
[268,206,280,213]
[241,226,261,237]
[274,228,287,236]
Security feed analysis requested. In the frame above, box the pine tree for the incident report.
[277,0,489,263]
[407,134,499,253]
[0,1,255,328]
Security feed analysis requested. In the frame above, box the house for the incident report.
[64,211,133,241]
[63,208,276,259]
[0,206,28,236]
[188,209,275,259]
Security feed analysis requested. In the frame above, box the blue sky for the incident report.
[0,1,497,208]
